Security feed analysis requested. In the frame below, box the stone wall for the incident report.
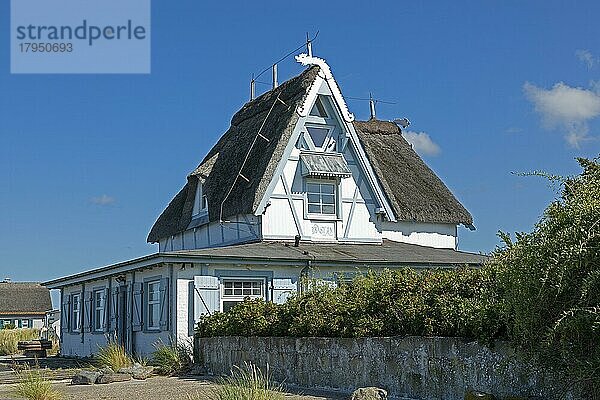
[194,336,574,400]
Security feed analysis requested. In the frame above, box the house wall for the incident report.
[158,214,260,252]
[59,266,172,357]
[0,316,45,329]
[379,221,457,249]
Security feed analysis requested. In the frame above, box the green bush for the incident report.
[490,157,600,397]
[197,267,504,342]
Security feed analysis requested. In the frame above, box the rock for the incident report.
[465,390,496,400]
[350,387,388,400]
[71,370,101,385]
[96,373,132,384]
[99,366,114,375]
[118,363,154,380]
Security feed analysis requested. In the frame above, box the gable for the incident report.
[148,67,320,243]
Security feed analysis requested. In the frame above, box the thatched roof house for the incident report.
[0,281,51,329]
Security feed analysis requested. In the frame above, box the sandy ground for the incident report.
[0,375,347,400]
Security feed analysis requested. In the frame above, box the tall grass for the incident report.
[151,339,190,375]
[190,362,285,400]
[95,338,132,371]
[14,365,62,400]
[0,329,39,356]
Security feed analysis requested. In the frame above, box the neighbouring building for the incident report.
[0,281,52,329]
[43,53,485,357]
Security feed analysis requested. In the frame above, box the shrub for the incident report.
[190,362,284,400]
[0,329,39,356]
[196,267,504,342]
[151,339,191,375]
[14,365,62,400]
[490,157,600,397]
[96,338,132,371]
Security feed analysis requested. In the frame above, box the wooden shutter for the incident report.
[159,278,169,331]
[83,291,92,333]
[193,276,220,322]
[272,278,297,304]
[132,282,143,332]
[103,288,110,332]
[62,296,71,334]
[110,288,119,333]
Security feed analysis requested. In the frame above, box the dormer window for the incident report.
[192,182,208,217]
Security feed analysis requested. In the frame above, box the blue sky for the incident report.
[1,1,600,286]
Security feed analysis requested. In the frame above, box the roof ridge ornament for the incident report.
[295,53,355,122]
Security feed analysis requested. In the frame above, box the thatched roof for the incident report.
[0,282,52,315]
[354,119,473,226]
[148,67,473,243]
[148,66,320,243]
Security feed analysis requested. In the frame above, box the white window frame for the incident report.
[304,123,337,152]
[21,319,29,328]
[220,278,266,312]
[71,293,81,332]
[93,289,105,332]
[305,178,339,220]
[146,281,161,331]
[192,183,208,217]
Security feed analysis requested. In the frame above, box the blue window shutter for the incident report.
[272,278,297,304]
[83,291,93,333]
[62,297,71,334]
[193,276,220,321]
[159,278,169,331]
[110,288,119,333]
[132,283,143,332]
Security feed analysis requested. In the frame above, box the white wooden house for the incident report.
[44,54,485,357]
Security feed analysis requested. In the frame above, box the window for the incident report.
[307,181,336,215]
[21,320,29,328]
[192,183,208,216]
[306,127,330,148]
[221,279,264,312]
[93,290,105,332]
[71,294,81,332]
[147,281,161,330]
[309,96,329,118]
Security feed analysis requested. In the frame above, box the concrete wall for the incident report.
[195,336,575,400]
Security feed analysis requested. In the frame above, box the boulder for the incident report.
[71,370,101,385]
[96,373,132,384]
[350,387,388,400]
[465,390,496,400]
[118,363,154,380]
[99,367,114,375]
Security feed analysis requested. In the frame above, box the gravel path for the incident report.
[0,375,347,400]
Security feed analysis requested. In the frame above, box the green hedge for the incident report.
[196,266,505,342]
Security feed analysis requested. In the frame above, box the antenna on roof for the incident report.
[306,32,313,57]
[250,74,255,101]
[369,93,376,120]
[272,64,278,89]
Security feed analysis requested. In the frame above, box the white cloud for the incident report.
[576,49,598,69]
[402,131,441,156]
[91,194,116,206]
[523,81,600,148]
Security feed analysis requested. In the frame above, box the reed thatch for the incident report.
[0,282,52,315]
[148,67,473,243]
[354,119,473,226]
[148,66,319,242]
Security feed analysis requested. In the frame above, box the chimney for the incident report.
[369,93,376,120]
[272,64,278,89]
[294,234,300,247]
